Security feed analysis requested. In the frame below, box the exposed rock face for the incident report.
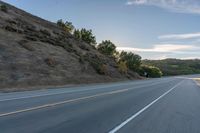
[0,1,140,90]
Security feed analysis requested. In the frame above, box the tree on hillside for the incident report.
[57,19,65,27]
[139,65,162,78]
[57,19,74,33]
[74,28,96,45]
[64,21,74,33]
[0,4,8,12]
[119,51,141,71]
[97,40,116,56]
[73,29,81,39]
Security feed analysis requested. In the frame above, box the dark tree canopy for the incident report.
[74,28,96,45]
[119,51,141,71]
[0,4,8,12]
[97,40,116,55]
[139,65,163,78]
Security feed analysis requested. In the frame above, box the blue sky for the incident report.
[2,0,200,59]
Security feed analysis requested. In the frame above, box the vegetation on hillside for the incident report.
[54,18,200,78]
[119,51,142,71]
[143,59,200,76]
[97,40,116,56]
[0,4,8,12]
[56,19,164,78]
[118,61,128,74]
[139,65,163,78]
[74,29,96,45]
[57,19,74,33]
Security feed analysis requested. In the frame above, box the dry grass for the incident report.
[0,1,142,91]
[193,78,200,85]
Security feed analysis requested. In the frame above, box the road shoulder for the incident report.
[193,78,200,87]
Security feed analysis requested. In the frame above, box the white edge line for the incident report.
[108,80,184,133]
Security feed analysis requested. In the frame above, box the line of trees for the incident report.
[143,59,200,76]
[56,19,162,78]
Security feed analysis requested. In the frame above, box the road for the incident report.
[0,75,200,133]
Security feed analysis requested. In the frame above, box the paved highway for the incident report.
[0,75,200,133]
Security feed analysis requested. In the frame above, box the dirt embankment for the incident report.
[0,1,141,91]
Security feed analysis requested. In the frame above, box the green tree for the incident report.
[57,19,74,33]
[139,65,163,78]
[74,29,82,39]
[142,59,200,76]
[119,51,141,71]
[64,21,74,33]
[97,40,116,55]
[0,4,8,12]
[74,28,96,45]
[57,19,65,28]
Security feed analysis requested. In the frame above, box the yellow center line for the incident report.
[0,88,130,117]
[0,79,175,117]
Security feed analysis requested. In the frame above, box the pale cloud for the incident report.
[117,44,200,59]
[117,44,196,53]
[159,32,200,40]
[126,0,200,14]
[180,56,200,59]
[126,0,147,5]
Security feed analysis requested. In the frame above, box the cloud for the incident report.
[126,0,200,14]
[126,0,147,5]
[117,44,200,59]
[117,44,196,53]
[180,56,200,59]
[159,32,200,40]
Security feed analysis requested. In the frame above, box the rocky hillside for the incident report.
[0,1,140,90]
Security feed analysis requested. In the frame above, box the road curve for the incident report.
[0,75,200,133]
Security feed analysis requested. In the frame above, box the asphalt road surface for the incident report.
[0,75,200,133]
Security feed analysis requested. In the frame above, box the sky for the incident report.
[2,0,200,59]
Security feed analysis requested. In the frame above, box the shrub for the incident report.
[90,61,104,74]
[64,21,74,33]
[0,5,8,12]
[40,29,51,36]
[74,28,96,45]
[118,61,128,74]
[83,54,108,74]
[74,29,82,40]
[4,25,18,32]
[139,65,163,78]
[97,40,116,56]
[57,19,65,28]
[45,57,56,67]
[119,51,141,71]
[57,19,74,33]
[99,64,108,75]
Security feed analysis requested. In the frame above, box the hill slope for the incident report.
[143,59,200,76]
[0,2,140,90]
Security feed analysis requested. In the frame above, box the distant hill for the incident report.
[142,59,200,76]
[0,1,141,90]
